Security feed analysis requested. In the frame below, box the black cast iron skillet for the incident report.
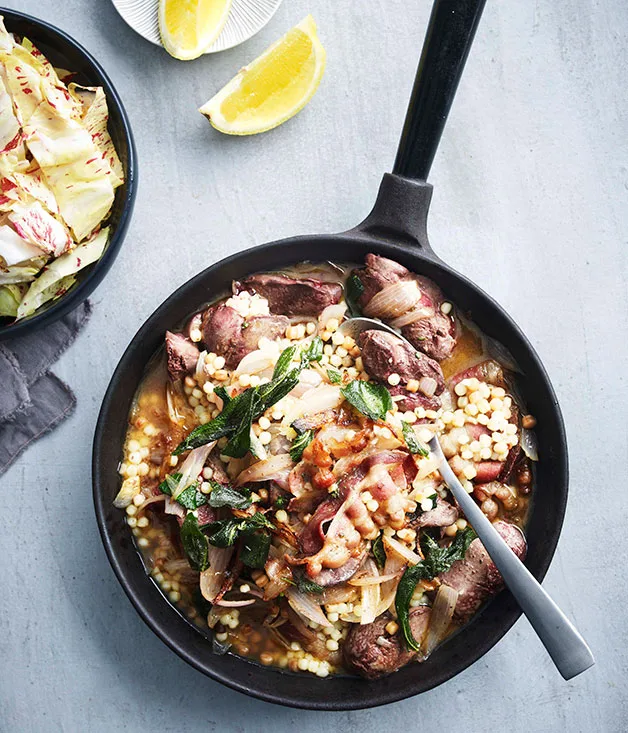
[0,8,137,340]
[94,0,567,710]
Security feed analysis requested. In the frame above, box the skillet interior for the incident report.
[93,234,567,710]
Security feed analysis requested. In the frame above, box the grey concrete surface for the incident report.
[1,0,626,731]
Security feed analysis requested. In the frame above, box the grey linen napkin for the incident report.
[0,301,91,475]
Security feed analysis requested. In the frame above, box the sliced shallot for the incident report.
[419,376,438,397]
[286,587,332,628]
[214,598,257,608]
[363,280,422,319]
[383,534,422,566]
[200,546,234,603]
[173,442,216,499]
[421,584,458,658]
[235,453,294,486]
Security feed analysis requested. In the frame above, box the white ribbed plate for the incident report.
[111,0,283,54]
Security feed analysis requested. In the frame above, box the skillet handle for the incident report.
[394,0,487,181]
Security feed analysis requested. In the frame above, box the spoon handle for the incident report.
[429,437,595,680]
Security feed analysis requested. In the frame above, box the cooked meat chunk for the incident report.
[353,254,456,360]
[201,303,288,369]
[402,312,456,362]
[356,254,410,307]
[165,331,199,380]
[238,273,342,316]
[358,329,445,410]
[240,314,290,351]
[310,551,366,587]
[343,607,431,679]
[412,497,459,529]
[439,520,527,623]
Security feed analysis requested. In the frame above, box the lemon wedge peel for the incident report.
[159,0,233,61]
[199,15,326,135]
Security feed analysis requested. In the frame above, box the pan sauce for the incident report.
[114,258,534,677]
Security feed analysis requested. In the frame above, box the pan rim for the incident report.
[93,233,567,710]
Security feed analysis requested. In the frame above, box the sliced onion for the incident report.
[389,304,434,329]
[235,453,294,486]
[321,584,359,604]
[364,280,422,319]
[164,496,185,518]
[421,584,458,657]
[376,554,406,616]
[357,558,380,625]
[318,302,347,330]
[207,607,221,629]
[348,572,400,586]
[165,384,184,425]
[173,442,215,499]
[414,454,441,481]
[521,428,539,462]
[200,546,234,603]
[263,556,292,600]
[419,376,438,397]
[214,598,257,608]
[195,350,208,382]
[235,349,275,375]
[283,384,344,424]
[383,534,422,565]
[138,493,167,509]
[290,368,323,397]
[286,587,332,627]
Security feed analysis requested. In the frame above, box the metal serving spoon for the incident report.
[428,435,594,680]
[338,316,418,350]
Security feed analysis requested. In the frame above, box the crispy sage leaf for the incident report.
[341,379,393,421]
[180,513,209,571]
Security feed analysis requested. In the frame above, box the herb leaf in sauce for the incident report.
[158,472,182,496]
[301,336,323,365]
[208,483,251,510]
[326,367,342,384]
[205,512,275,548]
[419,527,477,577]
[176,482,207,510]
[240,530,272,568]
[289,570,324,595]
[401,422,430,457]
[372,531,386,570]
[341,379,393,421]
[290,429,314,462]
[180,513,210,571]
[395,527,476,651]
[272,344,299,379]
[175,342,328,457]
[345,273,364,316]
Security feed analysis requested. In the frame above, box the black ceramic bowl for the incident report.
[0,8,137,340]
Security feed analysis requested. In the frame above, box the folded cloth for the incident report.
[0,302,91,475]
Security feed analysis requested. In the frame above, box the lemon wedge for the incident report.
[199,15,326,135]
[159,0,232,61]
